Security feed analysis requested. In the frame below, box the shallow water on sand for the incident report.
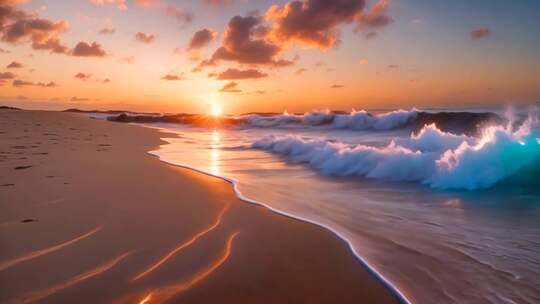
[150,122,540,304]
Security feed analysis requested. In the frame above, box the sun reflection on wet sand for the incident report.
[131,203,229,282]
[138,293,152,304]
[135,232,240,304]
[210,129,221,176]
[0,225,103,272]
[15,251,132,304]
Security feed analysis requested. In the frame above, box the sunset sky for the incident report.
[1,0,539,114]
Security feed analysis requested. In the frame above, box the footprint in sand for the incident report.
[21,219,38,223]
[14,166,32,170]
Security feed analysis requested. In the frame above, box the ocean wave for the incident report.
[242,109,419,130]
[107,109,502,136]
[252,117,540,190]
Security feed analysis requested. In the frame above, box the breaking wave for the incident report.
[106,108,503,136]
[253,115,540,190]
[243,109,419,130]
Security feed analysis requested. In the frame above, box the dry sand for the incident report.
[0,110,399,304]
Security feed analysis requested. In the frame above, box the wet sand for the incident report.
[0,110,400,303]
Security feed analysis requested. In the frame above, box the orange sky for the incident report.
[1,0,539,114]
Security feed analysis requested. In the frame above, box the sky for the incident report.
[0,0,539,114]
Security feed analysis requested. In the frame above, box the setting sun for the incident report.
[211,103,223,117]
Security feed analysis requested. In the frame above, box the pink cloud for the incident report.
[74,72,92,80]
[203,0,234,7]
[219,81,241,93]
[165,5,194,27]
[188,28,217,51]
[71,41,107,57]
[7,61,23,69]
[135,32,156,44]
[89,0,127,11]
[199,15,293,69]
[266,0,374,49]
[470,27,491,40]
[161,74,185,81]
[211,68,268,80]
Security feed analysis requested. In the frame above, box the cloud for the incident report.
[203,0,234,7]
[0,72,16,79]
[102,78,111,83]
[388,64,399,69]
[161,74,184,81]
[201,15,292,68]
[38,81,56,87]
[359,58,368,65]
[364,31,377,39]
[6,61,23,68]
[13,79,57,87]
[355,0,393,30]
[0,71,16,85]
[219,81,241,93]
[212,68,268,80]
[0,2,70,54]
[188,28,217,51]
[0,47,10,53]
[296,68,307,75]
[135,0,156,8]
[165,5,194,27]
[90,0,155,10]
[331,84,344,88]
[1,3,113,57]
[71,96,89,101]
[71,41,107,57]
[470,27,491,40]
[74,72,91,80]
[12,79,32,87]
[99,27,115,35]
[89,0,127,11]
[135,32,156,44]
[265,0,382,50]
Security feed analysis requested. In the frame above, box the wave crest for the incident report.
[243,109,419,130]
[253,118,540,190]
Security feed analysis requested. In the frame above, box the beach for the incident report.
[0,109,399,304]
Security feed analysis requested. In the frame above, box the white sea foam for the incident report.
[332,109,419,130]
[242,109,418,130]
[253,117,540,190]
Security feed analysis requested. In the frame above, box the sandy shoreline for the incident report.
[0,110,399,303]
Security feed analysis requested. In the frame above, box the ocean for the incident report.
[102,107,540,303]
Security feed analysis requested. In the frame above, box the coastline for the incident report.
[0,110,401,303]
[148,138,411,304]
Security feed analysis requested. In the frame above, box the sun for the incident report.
[211,103,223,117]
